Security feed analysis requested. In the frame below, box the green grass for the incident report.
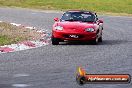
[0,35,12,45]
[0,22,41,46]
[0,0,132,14]
[0,35,21,45]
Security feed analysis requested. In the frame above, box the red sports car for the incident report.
[52,10,103,45]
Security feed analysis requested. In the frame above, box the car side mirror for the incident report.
[98,20,103,23]
[54,17,59,22]
[97,20,103,25]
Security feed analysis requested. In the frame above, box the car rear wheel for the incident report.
[52,37,59,45]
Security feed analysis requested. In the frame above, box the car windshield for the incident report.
[61,12,95,22]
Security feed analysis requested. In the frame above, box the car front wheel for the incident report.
[91,37,98,45]
[98,36,102,42]
[52,37,59,45]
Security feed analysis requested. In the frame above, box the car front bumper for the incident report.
[52,31,97,41]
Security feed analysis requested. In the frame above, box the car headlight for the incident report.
[54,26,63,30]
[85,28,95,32]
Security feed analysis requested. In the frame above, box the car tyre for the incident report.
[91,37,98,45]
[98,36,102,42]
[52,37,59,45]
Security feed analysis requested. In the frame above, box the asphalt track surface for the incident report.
[0,8,132,88]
